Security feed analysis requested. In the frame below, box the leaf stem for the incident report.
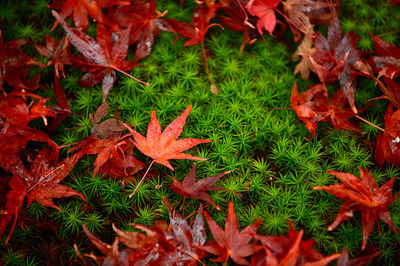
[200,41,217,94]
[28,165,64,192]
[355,115,384,132]
[128,160,154,198]
[111,66,150,86]
[182,196,186,217]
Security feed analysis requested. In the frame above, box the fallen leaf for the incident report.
[199,201,262,265]
[124,105,211,171]
[314,168,399,250]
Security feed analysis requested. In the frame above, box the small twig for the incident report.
[111,66,149,86]
[355,115,384,132]
[128,160,154,198]
[265,107,292,110]
[28,165,64,192]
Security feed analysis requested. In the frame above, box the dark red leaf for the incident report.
[309,10,371,113]
[0,30,45,92]
[375,104,400,167]
[199,201,262,265]
[314,168,399,250]
[169,162,236,210]
[290,82,360,140]
[337,247,380,266]
[252,222,340,265]
[49,0,120,32]
[52,11,147,102]
[34,36,72,78]
[0,175,27,245]
[110,0,172,62]
[369,33,400,79]
[0,92,59,172]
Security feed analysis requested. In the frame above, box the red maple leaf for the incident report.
[290,82,360,140]
[0,148,86,245]
[0,92,59,172]
[52,11,148,102]
[314,168,399,250]
[49,0,124,31]
[0,30,45,93]
[198,201,262,265]
[34,36,72,79]
[34,37,72,130]
[168,3,222,93]
[161,196,207,265]
[170,162,237,211]
[309,10,371,113]
[110,0,171,62]
[218,0,259,51]
[79,199,207,265]
[245,0,280,36]
[337,246,379,266]
[369,33,400,79]
[70,102,145,179]
[124,105,211,170]
[375,104,400,167]
[0,175,27,245]
[252,222,340,265]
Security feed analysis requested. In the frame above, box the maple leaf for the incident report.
[80,200,206,265]
[337,247,380,266]
[290,82,361,140]
[170,162,237,211]
[245,0,280,36]
[199,201,262,265]
[49,0,122,32]
[0,148,85,245]
[34,37,72,130]
[380,78,400,108]
[70,135,145,179]
[0,92,59,172]
[161,196,207,265]
[293,36,316,79]
[0,30,45,92]
[369,33,400,79]
[124,105,211,196]
[34,36,72,79]
[282,0,315,42]
[168,3,221,93]
[218,0,259,51]
[375,104,400,168]
[309,10,371,113]
[124,105,211,170]
[14,147,86,210]
[0,175,27,245]
[52,11,148,102]
[110,0,172,62]
[71,102,145,180]
[314,168,399,250]
[252,222,340,265]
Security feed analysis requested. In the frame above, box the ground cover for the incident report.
[0,0,399,265]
